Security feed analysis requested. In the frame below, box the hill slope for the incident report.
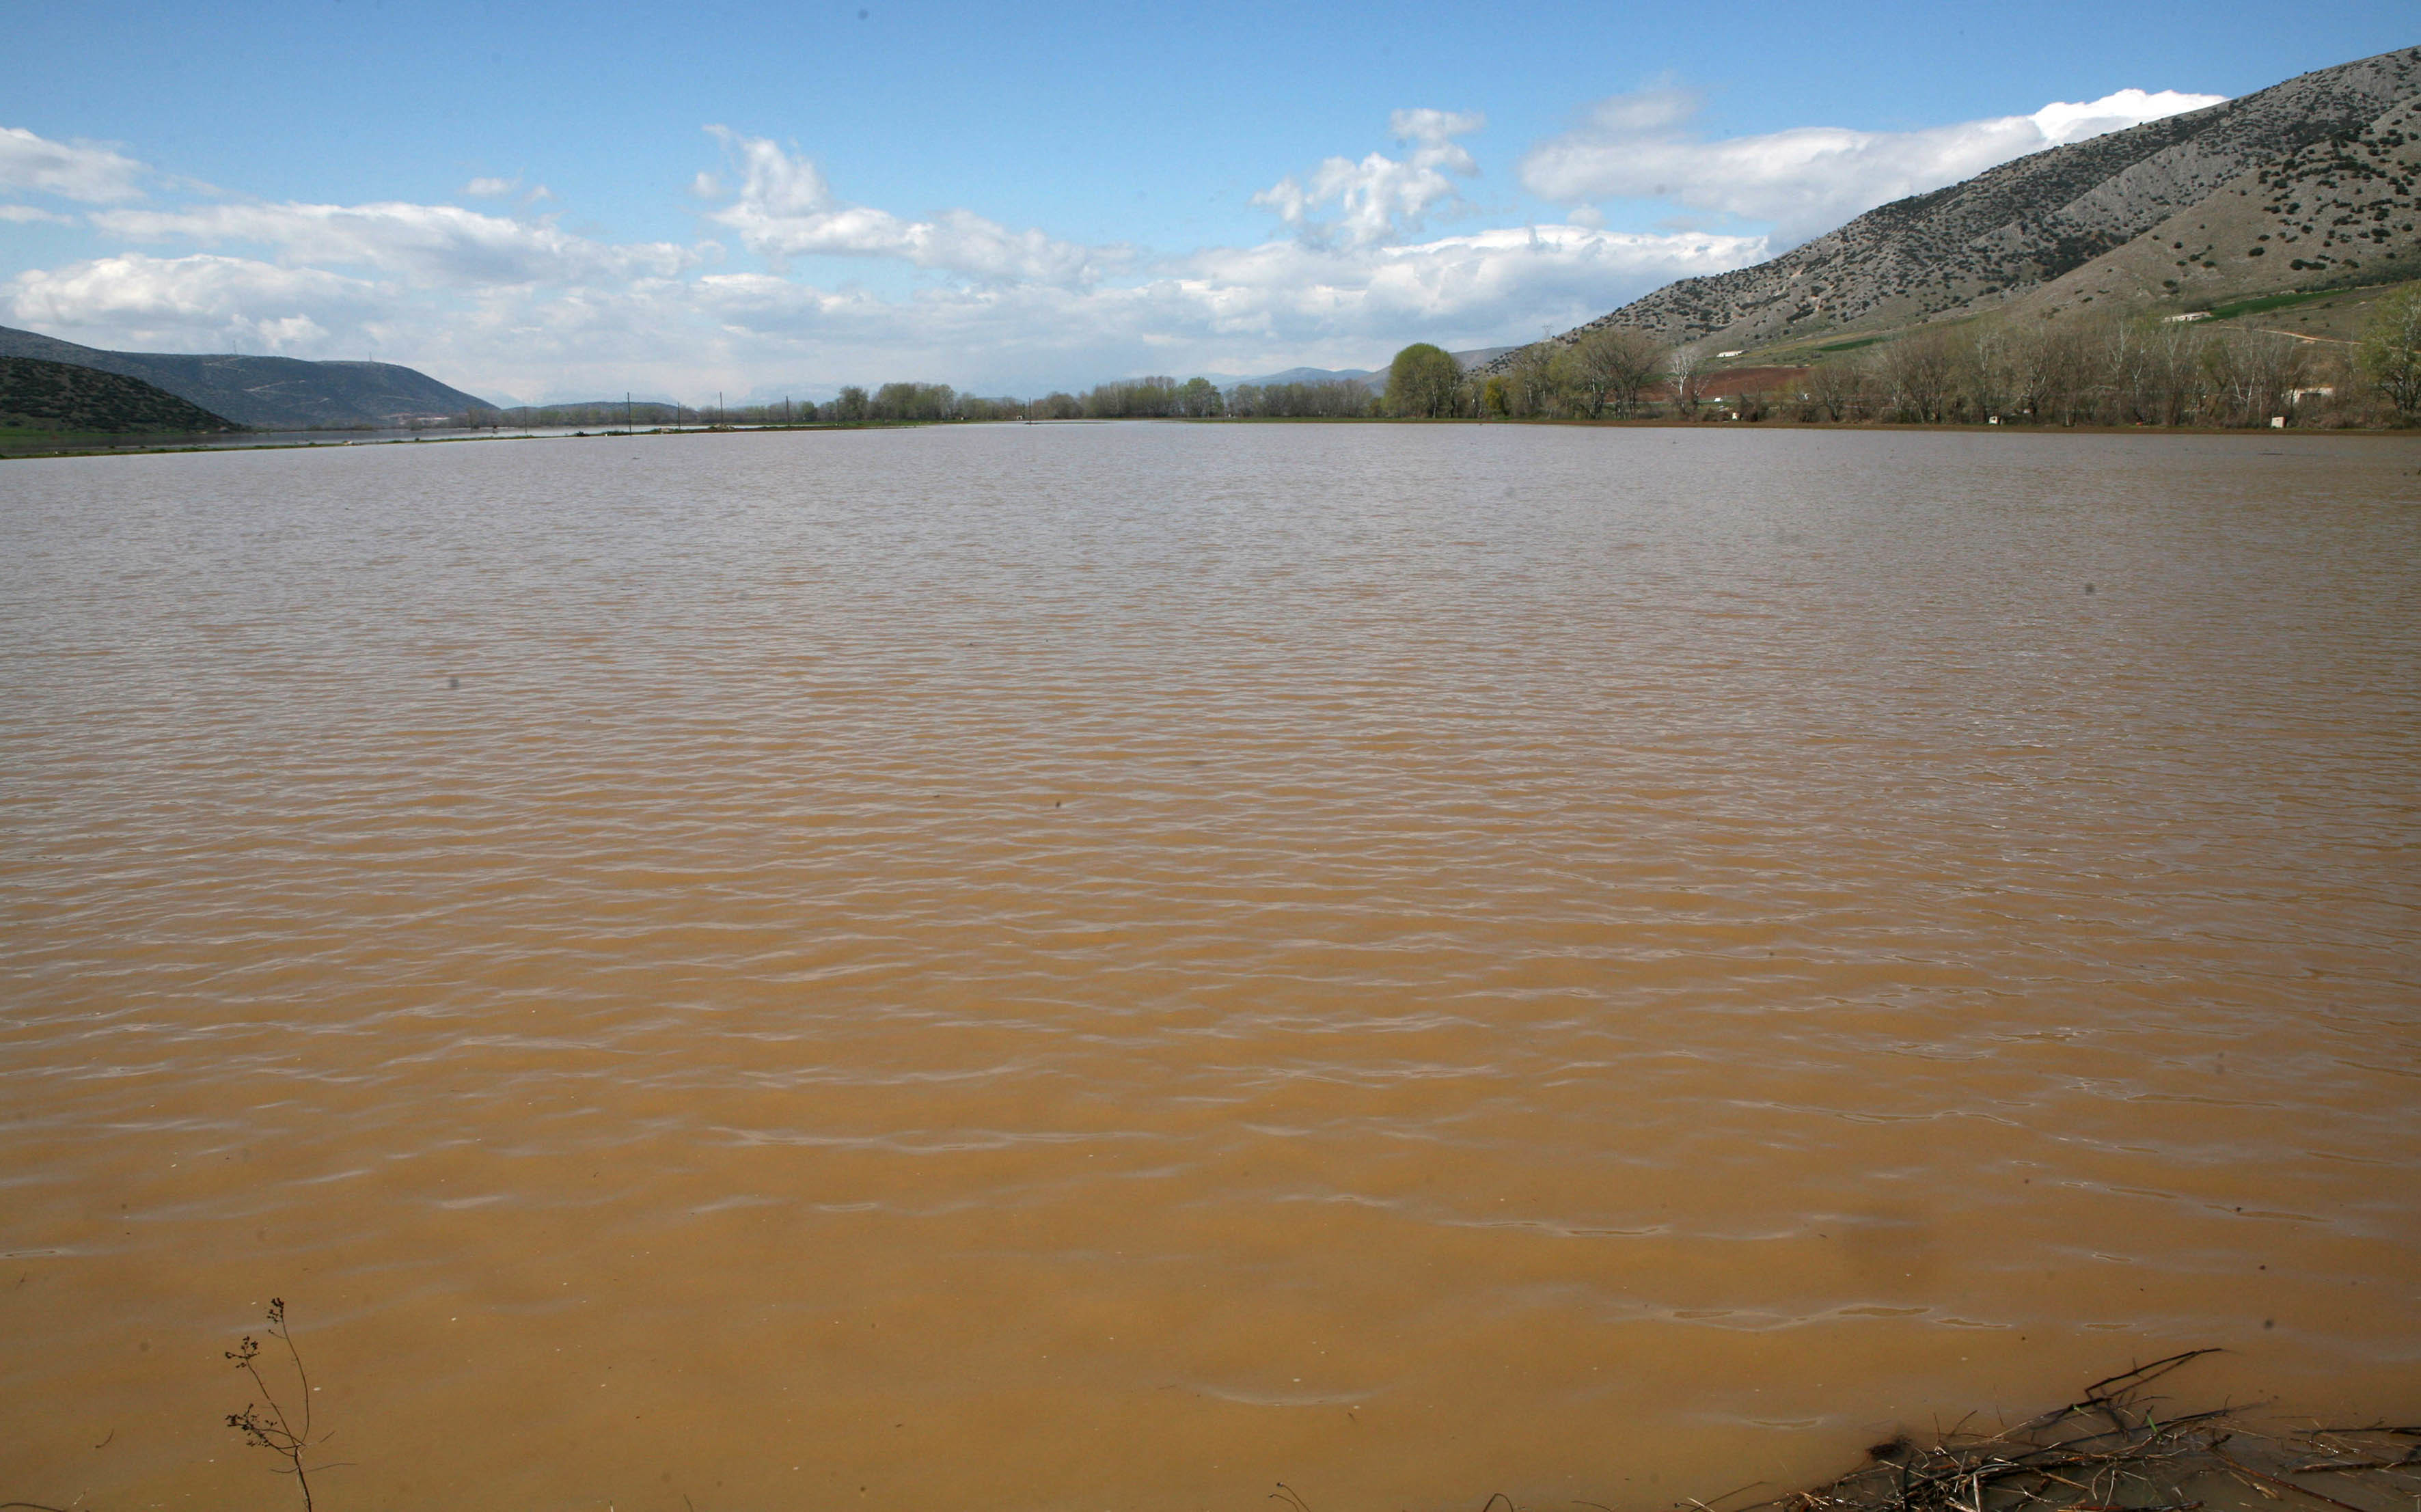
[1484,45,2421,367]
[0,327,493,428]
[0,357,240,432]
[2013,92,2421,318]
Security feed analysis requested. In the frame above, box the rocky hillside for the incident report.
[2015,92,2421,316]
[0,326,493,428]
[0,357,240,432]
[1483,45,2421,367]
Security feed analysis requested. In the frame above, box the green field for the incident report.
[0,425,220,454]
[2204,286,2347,321]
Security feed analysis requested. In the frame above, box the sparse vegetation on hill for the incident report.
[0,356,239,434]
[1480,47,2421,372]
[0,325,491,430]
[2008,96,2421,320]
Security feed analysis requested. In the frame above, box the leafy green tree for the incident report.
[831,385,868,422]
[2358,286,2421,421]
[1176,376,1225,417]
[1385,342,1462,417]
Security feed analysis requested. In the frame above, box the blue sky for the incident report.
[1,1,2412,403]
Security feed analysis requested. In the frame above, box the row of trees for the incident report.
[446,288,2421,432]
[1024,375,1378,418]
[1782,299,2415,428]
[451,385,1026,429]
[1426,289,2421,428]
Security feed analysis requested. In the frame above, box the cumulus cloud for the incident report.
[700,127,1117,286]
[1253,107,1486,247]
[1,117,1780,397]
[684,219,1767,384]
[5,252,388,351]
[10,215,1767,398]
[1520,85,2226,241]
[1177,221,1762,342]
[0,126,151,203]
[88,200,697,286]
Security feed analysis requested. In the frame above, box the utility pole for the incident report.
[626,391,632,435]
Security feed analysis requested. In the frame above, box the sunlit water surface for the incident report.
[3,423,2416,1511]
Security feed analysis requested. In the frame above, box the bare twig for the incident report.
[224,1297,321,1512]
[1734,1353,2410,1512]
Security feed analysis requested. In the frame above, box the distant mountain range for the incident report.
[1235,348,1519,393]
[0,326,494,428]
[1481,44,2421,369]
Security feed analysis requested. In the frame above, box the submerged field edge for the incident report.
[7,414,2419,461]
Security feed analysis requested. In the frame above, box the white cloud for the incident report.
[1520,85,2226,241]
[5,252,389,351]
[700,128,1117,286]
[0,118,1775,398]
[88,200,698,287]
[463,176,517,197]
[1253,107,1486,247]
[1177,222,1762,343]
[680,220,1766,386]
[0,126,150,203]
[10,217,1766,400]
[0,204,72,224]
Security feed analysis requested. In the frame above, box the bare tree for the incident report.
[1667,345,1708,417]
[1807,357,1871,422]
[2204,331,2308,426]
[1882,329,1958,422]
[1558,327,1668,418]
[1503,346,1558,418]
[2130,320,2207,426]
[2021,320,2098,426]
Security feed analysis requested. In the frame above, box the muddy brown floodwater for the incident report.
[2,423,2416,1512]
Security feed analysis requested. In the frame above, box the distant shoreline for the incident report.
[7,413,2416,461]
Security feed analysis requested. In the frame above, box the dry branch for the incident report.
[1746,1353,2420,1512]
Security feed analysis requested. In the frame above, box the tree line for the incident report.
[1447,289,2421,429]
[442,287,2421,432]
[450,374,1379,428]
[450,383,1030,430]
